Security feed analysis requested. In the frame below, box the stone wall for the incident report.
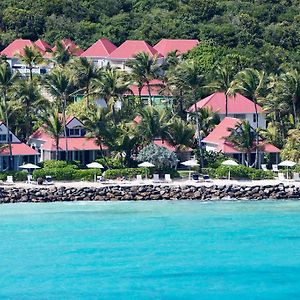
[0,184,300,203]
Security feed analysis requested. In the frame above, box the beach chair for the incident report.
[26,174,33,184]
[164,174,172,182]
[278,172,285,181]
[203,174,212,182]
[261,164,268,171]
[272,164,279,172]
[136,174,142,182]
[293,172,300,182]
[153,174,160,183]
[5,176,14,185]
[44,175,54,185]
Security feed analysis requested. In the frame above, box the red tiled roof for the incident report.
[203,117,280,153]
[35,39,52,52]
[1,39,42,58]
[128,80,169,97]
[81,38,117,58]
[154,39,199,57]
[109,40,162,59]
[188,92,264,114]
[52,39,84,56]
[42,137,107,151]
[0,143,38,156]
[154,139,192,152]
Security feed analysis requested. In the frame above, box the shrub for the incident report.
[214,165,274,180]
[136,144,178,170]
[33,167,102,181]
[95,157,124,169]
[39,160,77,169]
[104,168,149,179]
[0,171,28,182]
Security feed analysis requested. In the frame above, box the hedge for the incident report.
[33,167,102,181]
[0,171,28,182]
[104,168,149,179]
[213,165,274,180]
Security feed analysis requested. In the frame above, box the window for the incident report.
[0,134,6,141]
[69,128,80,136]
[253,114,257,123]
[233,114,246,119]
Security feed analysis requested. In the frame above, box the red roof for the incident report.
[188,92,264,114]
[1,39,42,58]
[52,39,84,56]
[128,80,170,97]
[154,39,199,57]
[0,143,38,156]
[154,139,192,152]
[109,40,162,59]
[203,117,280,153]
[42,137,107,151]
[35,39,52,52]
[81,39,117,58]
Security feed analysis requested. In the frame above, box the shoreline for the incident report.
[1,180,300,203]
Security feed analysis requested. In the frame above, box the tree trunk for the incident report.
[56,136,59,160]
[62,95,69,162]
[254,100,259,168]
[138,86,143,107]
[225,93,228,116]
[194,101,203,168]
[4,93,13,170]
[292,98,297,127]
[25,96,30,141]
[146,81,153,106]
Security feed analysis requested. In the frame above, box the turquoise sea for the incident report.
[1,200,300,299]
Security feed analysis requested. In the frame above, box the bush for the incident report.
[39,160,77,169]
[33,167,102,181]
[0,171,28,182]
[95,157,124,169]
[214,165,274,180]
[104,168,149,179]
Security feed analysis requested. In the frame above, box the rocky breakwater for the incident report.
[0,184,300,203]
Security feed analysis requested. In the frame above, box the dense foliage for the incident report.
[0,0,299,73]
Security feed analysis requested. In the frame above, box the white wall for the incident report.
[0,123,20,143]
[219,113,266,129]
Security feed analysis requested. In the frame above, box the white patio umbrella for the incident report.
[221,160,239,180]
[138,162,155,179]
[19,163,41,174]
[278,160,296,179]
[181,159,199,180]
[86,162,104,181]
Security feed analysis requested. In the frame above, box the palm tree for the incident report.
[280,69,300,127]
[226,120,257,167]
[69,57,101,107]
[44,68,75,161]
[230,68,267,167]
[13,78,43,140]
[0,62,18,170]
[166,117,194,152]
[82,107,112,160]
[52,41,73,67]
[173,60,206,166]
[137,106,170,143]
[90,67,131,124]
[126,52,161,106]
[209,65,235,116]
[39,107,63,160]
[16,46,44,81]
[192,107,220,137]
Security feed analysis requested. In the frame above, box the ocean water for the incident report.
[1,200,300,299]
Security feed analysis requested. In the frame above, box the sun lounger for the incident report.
[26,174,33,184]
[136,174,142,182]
[5,176,14,185]
[164,174,172,182]
[203,174,212,182]
[272,164,279,172]
[43,175,54,185]
[153,174,160,183]
[278,172,285,181]
[293,172,300,182]
[261,164,268,171]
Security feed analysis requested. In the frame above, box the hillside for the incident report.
[0,0,299,72]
